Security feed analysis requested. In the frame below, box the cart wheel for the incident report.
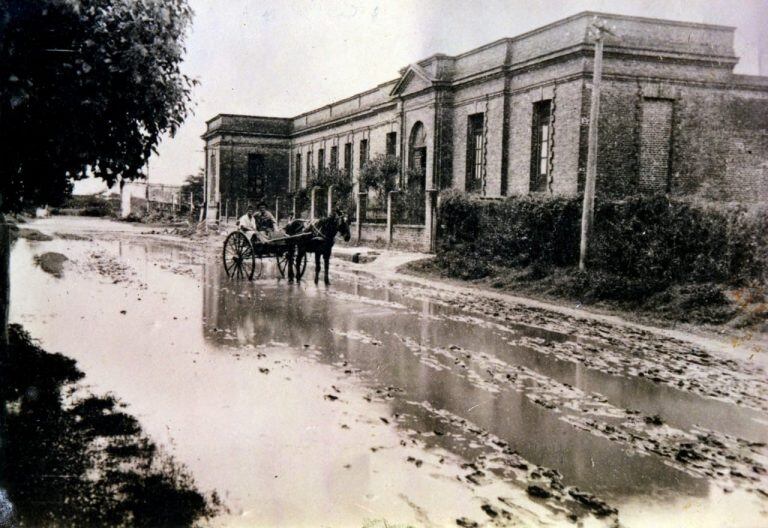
[295,252,308,280]
[276,252,288,278]
[223,231,256,280]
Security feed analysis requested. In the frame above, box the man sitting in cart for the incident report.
[237,201,278,244]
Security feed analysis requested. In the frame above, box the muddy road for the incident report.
[10,217,768,527]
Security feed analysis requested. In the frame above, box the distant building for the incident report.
[146,183,182,206]
[120,181,183,218]
[202,11,768,226]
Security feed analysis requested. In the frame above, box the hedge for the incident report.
[437,190,767,287]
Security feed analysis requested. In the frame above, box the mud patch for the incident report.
[17,227,54,242]
[33,252,68,278]
[84,251,146,288]
[54,232,92,241]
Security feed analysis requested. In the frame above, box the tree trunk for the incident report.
[0,213,9,347]
[0,212,9,494]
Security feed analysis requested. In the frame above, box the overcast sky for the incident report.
[76,0,768,193]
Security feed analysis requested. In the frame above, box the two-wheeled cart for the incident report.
[222,230,310,280]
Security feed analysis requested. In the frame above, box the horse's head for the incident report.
[336,210,351,242]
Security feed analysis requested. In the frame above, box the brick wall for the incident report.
[549,80,583,195]
[217,142,289,208]
[671,87,768,201]
[638,98,674,193]
[580,81,768,202]
[352,222,427,251]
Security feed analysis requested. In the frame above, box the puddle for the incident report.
[9,218,768,527]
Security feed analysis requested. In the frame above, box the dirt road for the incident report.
[10,217,768,527]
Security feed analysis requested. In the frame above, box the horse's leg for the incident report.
[323,249,331,286]
[295,247,304,282]
[287,246,294,282]
[314,250,321,285]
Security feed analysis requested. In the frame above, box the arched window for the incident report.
[408,122,427,191]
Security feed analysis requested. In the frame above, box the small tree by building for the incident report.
[180,169,205,209]
[359,154,400,195]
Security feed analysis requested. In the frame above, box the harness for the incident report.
[309,219,328,241]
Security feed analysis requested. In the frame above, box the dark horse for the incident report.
[284,211,351,285]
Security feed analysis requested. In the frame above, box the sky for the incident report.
[75,0,768,194]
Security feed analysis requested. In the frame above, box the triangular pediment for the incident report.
[390,64,434,96]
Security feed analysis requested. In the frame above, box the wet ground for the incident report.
[10,217,768,527]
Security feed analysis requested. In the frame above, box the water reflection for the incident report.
[339,280,768,443]
[202,265,708,503]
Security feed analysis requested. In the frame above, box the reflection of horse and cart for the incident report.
[222,211,351,284]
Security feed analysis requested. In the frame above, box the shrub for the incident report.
[437,191,767,288]
[438,190,581,267]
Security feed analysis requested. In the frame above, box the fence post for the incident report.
[310,186,321,221]
[225,200,229,224]
[275,197,280,224]
[327,184,334,216]
[356,191,366,243]
[292,194,297,219]
[189,193,194,215]
[387,190,400,246]
[426,189,439,253]
[234,200,239,223]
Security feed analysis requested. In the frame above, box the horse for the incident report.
[284,211,351,285]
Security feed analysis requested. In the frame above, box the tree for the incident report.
[359,154,400,194]
[180,168,205,207]
[0,0,196,341]
[0,0,196,210]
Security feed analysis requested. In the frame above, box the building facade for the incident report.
[202,11,768,230]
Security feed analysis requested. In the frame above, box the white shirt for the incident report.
[237,213,256,230]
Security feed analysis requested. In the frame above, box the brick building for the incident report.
[202,11,768,240]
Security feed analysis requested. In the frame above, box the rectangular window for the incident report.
[465,113,485,193]
[247,154,265,198]
[530,100,552,192]
[386,132,397,156]
[294,153,302,191]
[306,150,312,180]
[359,139,369,170]
[344,142,353,176]
[330,145,338,169]
[317,148,324,176]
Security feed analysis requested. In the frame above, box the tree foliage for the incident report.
[359,154,400,194]
[179,168,204,206]
[0,0,196,212]
[294,166,355,217]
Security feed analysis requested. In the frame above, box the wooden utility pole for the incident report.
[579,22,614,270]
